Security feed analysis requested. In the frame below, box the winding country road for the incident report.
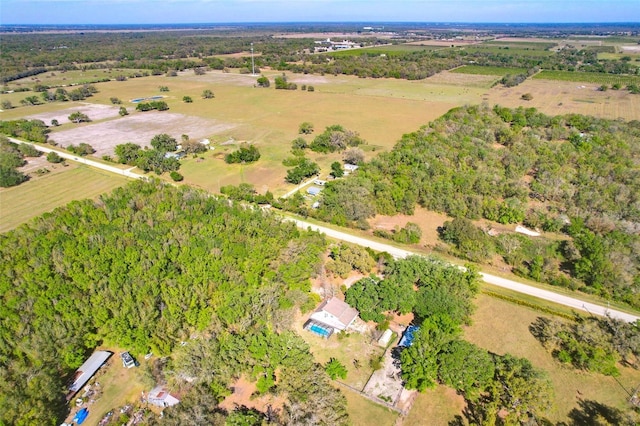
[10,137,639,323]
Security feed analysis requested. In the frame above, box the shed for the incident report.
[378,329,393,347]
[307,186,322,196]
[344,164,359,172]
[148,386,180,408]
[67,351,112,398]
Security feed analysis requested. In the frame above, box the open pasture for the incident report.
[5,68,147,90]
[483,40,557,50]
[459,45,555,57]
[485,78,640,121]
[328,44,441,57]
[534,69,640,86]
[0,165,128,233]
[451,65,528,76]
[465,294,640,422]
[50,110,234,156]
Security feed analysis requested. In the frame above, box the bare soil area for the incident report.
[219,376,285,414]
[27,103,121,125]
[51,111,236,156]
[368,207,450,248]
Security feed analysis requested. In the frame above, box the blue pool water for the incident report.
[309,324,331,338]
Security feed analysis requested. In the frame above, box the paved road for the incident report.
[8,137,145,180]
[287,218,639,323]
[11,137,637,322]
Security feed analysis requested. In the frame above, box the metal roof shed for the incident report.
[68,351,112,395]
[307,186,322,196]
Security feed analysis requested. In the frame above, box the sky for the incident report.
[1,0,639,25]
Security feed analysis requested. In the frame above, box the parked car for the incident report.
[120,352,136,368]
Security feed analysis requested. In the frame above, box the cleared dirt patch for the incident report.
[368,207,450,248]
[51,111,236,156]
[219,376,285,414]
[27,103,121,125]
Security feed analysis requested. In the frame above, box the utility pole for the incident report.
[251,43,256,76]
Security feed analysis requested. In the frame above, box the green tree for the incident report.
[330,161,344,178]
[202,89,215,99]
[118,106,128,116]
[325,358,348,380]
[298,122,314,134]
[46,151,63,163]
[150,133,178,152]
[256,75,270,88]
[114,143,142,164]
[183,96,193,103]
[438,340,494,401]
[68,112,90,123]
[225,144,260,164]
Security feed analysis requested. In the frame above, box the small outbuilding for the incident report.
[148,386,180,408]
[67,351,112,399]
[307,186,322,196]
[344,164,359,172]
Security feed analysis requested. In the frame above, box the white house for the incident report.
[309,297,359,332]
[344,164,359,172]
[148,386,180,408]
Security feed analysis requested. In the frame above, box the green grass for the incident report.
[327,44,439,57]
[533,70,640,86]
[483,41,557,50]
[451,65,528,76]
[342,389,399,426]
[461,45,555,57]
[299,326,384,391]
[403,386,466,425]
[465,293,640,423]
[0,165,128,233]
[5,68,147,90]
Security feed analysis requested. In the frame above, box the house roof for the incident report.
[148,386,180,407]
[312,297,359,330]
[68,351,112,393]
[307,186,322,195]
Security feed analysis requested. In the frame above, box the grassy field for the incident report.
[465,294,640,423]
[403,386,466,425]
[0,165,128,233]
[6,68,148,91]
[460,45,555,57]
[483,40,557,50]
[484,78,640,121]
[342,389,399,426]
[534,70,640,86]
[328,44,441,57]
[451,65,528,76]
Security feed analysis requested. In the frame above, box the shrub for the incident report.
[170,171,184,181]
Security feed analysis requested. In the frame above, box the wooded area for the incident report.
[0,180,339,425]
[312,105,640,308]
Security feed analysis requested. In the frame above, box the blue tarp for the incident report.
[398,325,419,347]
[73,408,88,425]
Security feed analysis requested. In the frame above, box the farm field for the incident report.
[534,69,640,86]
[5,68,149,91]
[459,45,555,56]
[465,294,640,423]
[483,40,557,50]
[484,78,640,121]
[0,164,128,233]
[328,44,441,57]
[2,69,483,196]
[451,64,528,76]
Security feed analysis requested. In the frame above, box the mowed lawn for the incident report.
[464,294,640,423]
[0,165,128,233]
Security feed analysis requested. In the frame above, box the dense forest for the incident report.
[0,180,346,425]
[313,106,640,308]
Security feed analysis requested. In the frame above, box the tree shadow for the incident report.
[568,399,634,426]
